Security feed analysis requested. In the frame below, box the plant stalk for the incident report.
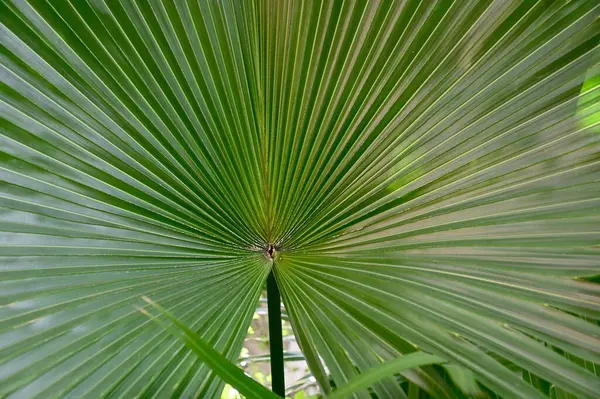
[267,270,285,397]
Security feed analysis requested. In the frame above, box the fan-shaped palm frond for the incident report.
[1,1,599,398]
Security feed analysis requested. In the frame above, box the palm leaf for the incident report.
[1,0,599,398]
[143,296,445,399]
[140,297,280,399]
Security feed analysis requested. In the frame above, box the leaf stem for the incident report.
[267,270,285,397]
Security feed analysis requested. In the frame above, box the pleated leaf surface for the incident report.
[1,1,599,398]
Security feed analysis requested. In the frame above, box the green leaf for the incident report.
[444,364,481,396]
[147,302,443,399]
[325,352,446,399]
[1,0,600,398]
[140,297,280,399]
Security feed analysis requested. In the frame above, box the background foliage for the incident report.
[1,0,599,398]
